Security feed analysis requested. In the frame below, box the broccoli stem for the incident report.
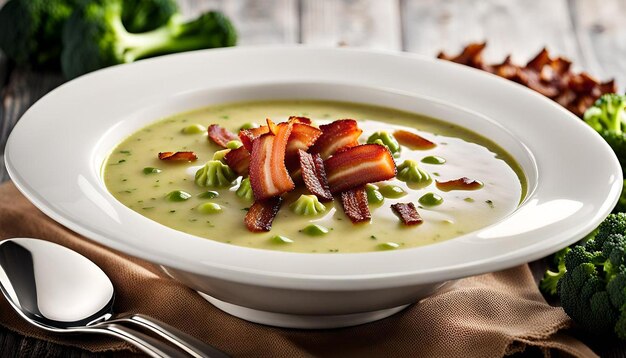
[117,14,221,63]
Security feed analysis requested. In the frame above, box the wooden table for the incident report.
[0,0,625,356]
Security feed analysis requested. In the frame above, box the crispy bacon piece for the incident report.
[244,197,283,232]
[249,122,295,200]
[288,116,312,125]
[298,150,333,202]
[340,187,371,223]
[391,203,423,226]
[437,42,490,71]
[286,123,323,170]
[393,130,436,150]
[223,146,250,176]
[436,177,484,192]
[438,43,617,118]
[208,124,238,148]
[325,144,396,194]
[239,126,270,151]
[158,151,197,161]
[310,119,362,159]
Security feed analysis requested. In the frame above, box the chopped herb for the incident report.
[119,150,131,155]
[464,197,475,203]
[169,210,176,213]
[142,207,154,210]
[486,200,495,208]
[370,235,377,240]
[241,207,250,211]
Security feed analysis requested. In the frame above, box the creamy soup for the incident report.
[103,100,525,253]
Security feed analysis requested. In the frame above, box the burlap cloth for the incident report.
[0,182,598,357]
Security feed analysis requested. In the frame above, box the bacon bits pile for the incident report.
[208,117,408,232]
[438,43,617,118]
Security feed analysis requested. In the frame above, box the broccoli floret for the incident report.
[540,247,569,296]
[584,94,626,134]
[560,263,619,334]
[555,213,626,338]
[61,0,237,79]
[592,213,626,250]
[0,0,74,68]
[122,0,178,33]
[0,0,179,69]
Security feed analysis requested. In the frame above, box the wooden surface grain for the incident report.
[0,0,624,356]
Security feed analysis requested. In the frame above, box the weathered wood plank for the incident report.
[402,0,583,66]
[0,70,65,183]
[301,0,402,50]
[570,0,626,89]
[221,0,298,45]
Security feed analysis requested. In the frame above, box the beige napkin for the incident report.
[0,182,597,357]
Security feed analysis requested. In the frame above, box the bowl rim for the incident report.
[5,45,622,290]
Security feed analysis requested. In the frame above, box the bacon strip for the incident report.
[223,146,250,176]
[208,124,238,148]
[298,150,333,202]
[340,188,371,223]
[310,119,362,159]
[244,197,283,232]
[391,203,423,226]
[249,122,295,200]
[393,130,436,150]
[436,177,484,191]
[286,123,323,170]
[158,151,197,161]
[325,144,396,194]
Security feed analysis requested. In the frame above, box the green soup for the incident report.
[103,100,525,253]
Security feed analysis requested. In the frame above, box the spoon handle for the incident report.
[112,314,229,358]
[94,323,185,358]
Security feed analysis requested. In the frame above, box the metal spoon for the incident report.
[0,238,228,358]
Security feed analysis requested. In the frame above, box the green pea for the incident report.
[366,131,401,154]
[365,184,384,204]
[379,185,407,198]
[143,167,161,175]
[301,224,329,236]
[165,190,191,202]
[377,242,400,251]
[198,191,219,199]
[181,124,206,134]
[270,235,293,244]
[197,202,222,214]
[240,122,260,130]
[212,149,230,162]
[421,156,446,165]
[226,140,243,149]
[419,192,443,206]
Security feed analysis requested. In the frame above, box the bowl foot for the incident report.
[198,292,410,329]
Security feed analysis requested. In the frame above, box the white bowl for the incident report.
[5,46,622,328]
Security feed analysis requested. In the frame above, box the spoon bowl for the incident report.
[0,238,227,358]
